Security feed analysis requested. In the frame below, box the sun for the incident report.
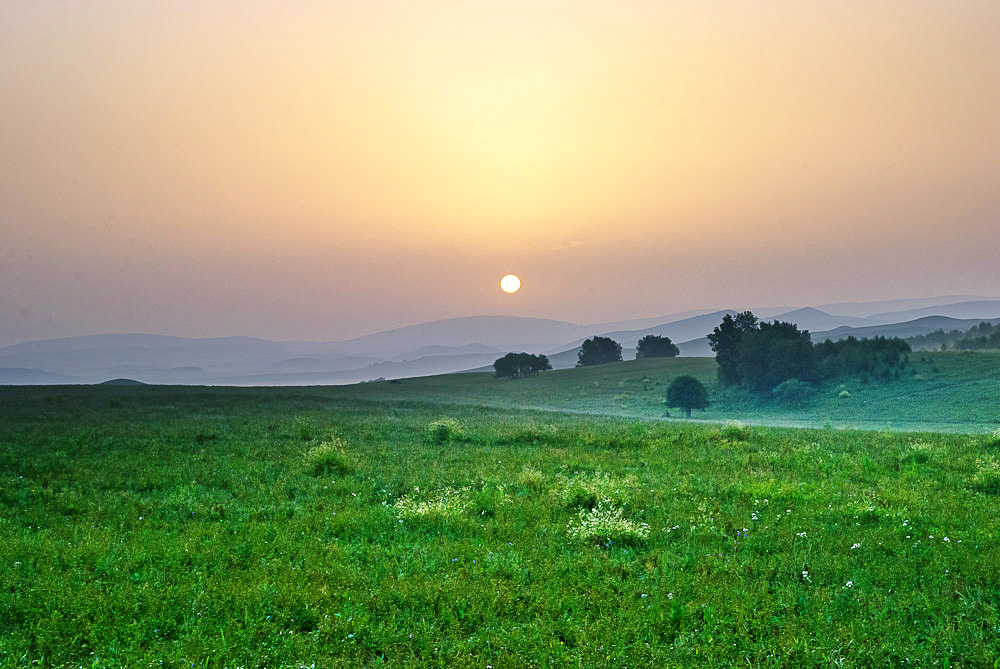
[500,274,521,294]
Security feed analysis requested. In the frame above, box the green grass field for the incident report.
[2,353,1000,666]
[323,351,1000,433]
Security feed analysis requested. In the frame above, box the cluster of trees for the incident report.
[493,352,551,379]
[906,322,1000,351]
[954,322,1000,350]
[574,333,705,417]
[814,336,910,381]
[708,311,911,398]
[575,334,678,367]
[905,328,966,351]
[635,335,679,358]
[576,336,622,367]
[496,332,682,379]
[707,312,817,395]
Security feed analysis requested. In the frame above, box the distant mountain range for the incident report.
[2,295,998,385]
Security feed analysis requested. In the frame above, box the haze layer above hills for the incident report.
[1,296,998,386]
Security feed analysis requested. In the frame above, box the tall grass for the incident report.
[1,385,999,665]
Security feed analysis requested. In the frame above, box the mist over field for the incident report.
[2,296,998,387]
[4,1,1000,665]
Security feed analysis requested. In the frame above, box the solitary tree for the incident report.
[493,352,551,379]
[635,334,679,359]
[576,336,623,367]
[665,375,709,418]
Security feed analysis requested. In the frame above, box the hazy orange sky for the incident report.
[2,1,999,346]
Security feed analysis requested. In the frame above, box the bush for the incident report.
[899,443,932,467]
[720,420,752,442]
[771,378,816,406]
[505,424,557,445]
[426,417,465,444]
[552,471,638,509]
[566,503,650,546]
[304,437,356,475]
[391,486,472,520]
[515,466,545,490]
[292,415,316,441]
[970,458,1000,494]
[471,483,511,518]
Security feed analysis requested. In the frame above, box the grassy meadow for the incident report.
[328,351,1000,433]
[2,352,1000,666]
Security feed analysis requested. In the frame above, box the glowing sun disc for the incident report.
[500,274,521,294]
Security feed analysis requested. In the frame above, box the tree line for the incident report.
[491,311,912,414]
[953,322,1000,350]
[708,311,911,397]
[492,352,552,379]
[905,321,1000,352]
[494,333,680,378]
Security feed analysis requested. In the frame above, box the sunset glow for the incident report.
[1,1,999,345]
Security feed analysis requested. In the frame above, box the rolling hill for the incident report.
[4,296,1000,386]
[867,300,1000,323]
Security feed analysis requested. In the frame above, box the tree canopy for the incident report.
[493,352,551,379]
[736,320,817,395]
[576,336,623,367]
[635,334,679,359]
[814,336,911,380]
[709,311,912,396]
[707,311,759,386]
[665,375,709,418]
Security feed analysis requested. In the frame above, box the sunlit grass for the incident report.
[1,384,999,665]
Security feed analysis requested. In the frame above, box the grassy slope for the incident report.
[322,351,1000,433]
[2,386,1000,666]
[2,353,1000,665]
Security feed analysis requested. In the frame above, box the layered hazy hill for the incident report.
[1,296,998,385]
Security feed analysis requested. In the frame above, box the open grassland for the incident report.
[328,351,1000,433]
[2,381,1000,666]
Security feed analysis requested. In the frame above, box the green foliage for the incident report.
[710,311,912,398]
[304,436,357,475]
[566,503,649,546]
[814,335,911,381]
[635,334,679,359]
[493,351,552,378]
[2,386,1000,665]
[425,417,465,444]
[955,322,1000,350]
[391,486,472,520]
[292,414,316,441]
[908,321,1000,352]
[771,378,817,406]
[736,320,817,395]
[665,374,709,418]
[551,471,639,509]
[707,311,758,386]
[576,335,623,367]
[719,420,753,442]
[515,466,545,490]
[969,457,1000,494]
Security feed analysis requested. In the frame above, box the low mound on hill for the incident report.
[97,378,148,386]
